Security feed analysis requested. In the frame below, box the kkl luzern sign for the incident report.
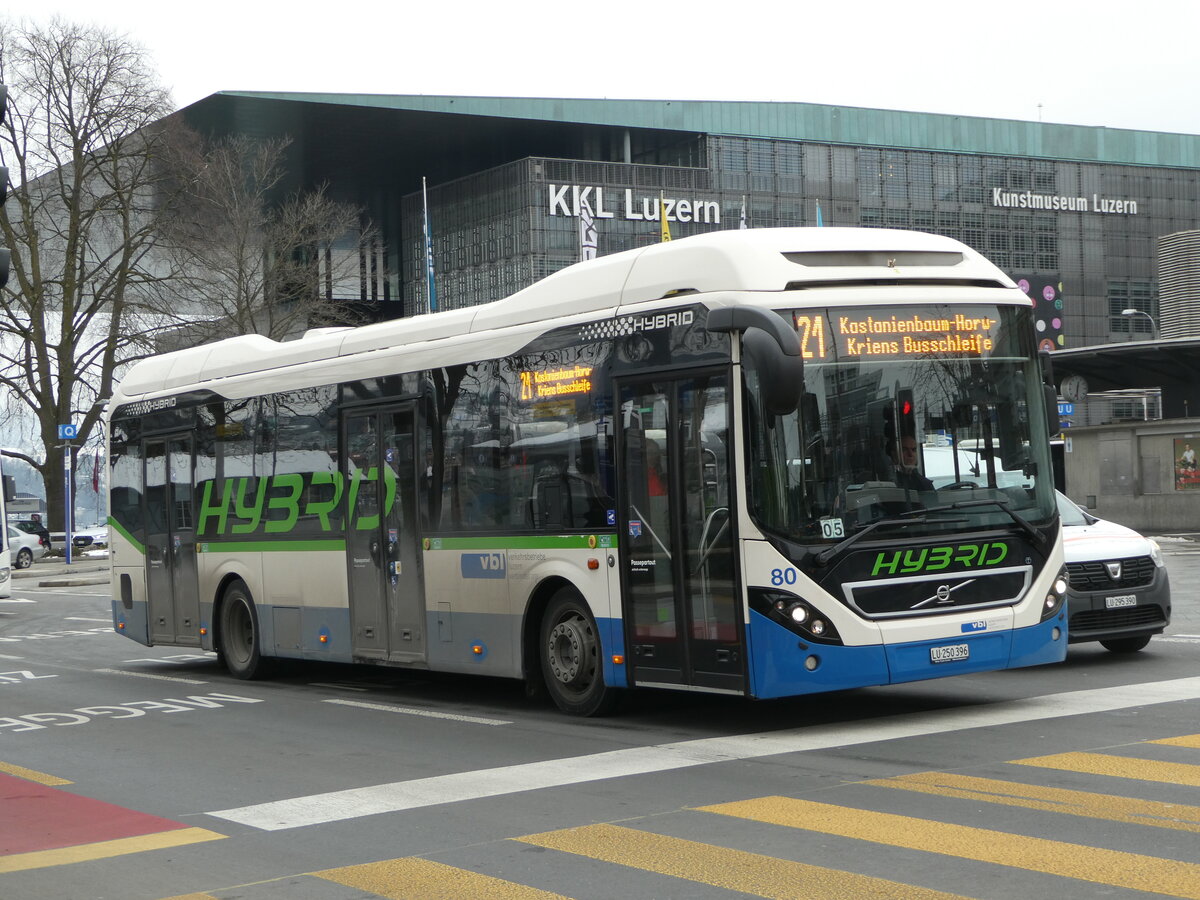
[549,185,723,224]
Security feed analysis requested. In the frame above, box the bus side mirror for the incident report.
[1044,384,1059,437]
[706,306,804,416]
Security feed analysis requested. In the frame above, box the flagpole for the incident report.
[422,177,438,313]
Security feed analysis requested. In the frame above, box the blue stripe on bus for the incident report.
[745,609,1066,699]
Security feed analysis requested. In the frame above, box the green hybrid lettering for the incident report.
[870,542,1008,577]
[196,470,381,538]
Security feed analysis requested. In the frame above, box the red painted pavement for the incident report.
[0,773,189,856]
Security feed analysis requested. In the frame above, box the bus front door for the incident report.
[144,435,200,645]
[343,407,424,663]
[619,373,743,693]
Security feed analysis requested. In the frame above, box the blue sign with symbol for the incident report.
[1057,402,1074,415]
[606,509,616,526]
[58,424,78,440]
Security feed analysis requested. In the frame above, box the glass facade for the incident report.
[402,136,1200,349]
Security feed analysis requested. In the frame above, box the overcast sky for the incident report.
[25,1,1200,135]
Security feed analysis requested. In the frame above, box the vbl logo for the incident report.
[461,552,507,579]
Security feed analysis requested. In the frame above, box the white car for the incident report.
[1057,492,1171,653]
[71,522,109,550]
[8,525,47,570]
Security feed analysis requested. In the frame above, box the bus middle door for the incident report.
[619,373,743,693]
[343,407,424,663]
[143,435,201,645]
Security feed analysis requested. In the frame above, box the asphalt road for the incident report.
[3,544,1200,900]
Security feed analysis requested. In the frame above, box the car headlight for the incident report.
[1148,540,1164,567]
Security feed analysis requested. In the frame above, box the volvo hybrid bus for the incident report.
[107,228,1067,715]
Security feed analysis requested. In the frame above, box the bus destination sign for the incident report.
[794,308,1004,361]
[519,364,594,401]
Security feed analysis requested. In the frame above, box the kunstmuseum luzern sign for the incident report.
[992,188,1138,215]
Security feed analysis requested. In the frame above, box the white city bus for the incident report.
[107,228,1067,715]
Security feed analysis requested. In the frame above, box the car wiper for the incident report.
[924,497,1048,552]
[814,508,931,567]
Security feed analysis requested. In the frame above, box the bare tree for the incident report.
[162,134,374,344]
[0,19,175,530]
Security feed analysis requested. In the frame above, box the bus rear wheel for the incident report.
[540,589,618,717]
[218,580,270,679]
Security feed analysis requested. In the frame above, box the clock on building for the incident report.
[1060,374,1088,403]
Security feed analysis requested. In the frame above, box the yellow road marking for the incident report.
[1150,735,1200,748]
[516,822,971,899]
[315,857,572,900]
[1013,751,1200,786]
[157,894,220,900]
[865,771,1200,832]
[0,827,225,874]
[702,796,1200,898]
[0,760,71,785]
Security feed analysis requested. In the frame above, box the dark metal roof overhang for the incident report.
[1051,339,1200,391]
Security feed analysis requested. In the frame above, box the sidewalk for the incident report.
[12,554,111,588]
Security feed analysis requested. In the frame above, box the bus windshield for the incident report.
[746,303,1057,543]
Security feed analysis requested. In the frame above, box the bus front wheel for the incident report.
[218,580,270,680]
[540,589,618,717]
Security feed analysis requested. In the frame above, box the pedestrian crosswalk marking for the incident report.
[699,796,1200,899]
[1012,750,1200,786]
[515,823,970,899]
[0,827,225,875]
[864,771,1200,832]
[314,857,570,899]
[1151,734,1200,748]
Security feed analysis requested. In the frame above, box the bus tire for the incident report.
[540,588,618,717]
[218,580,271,680]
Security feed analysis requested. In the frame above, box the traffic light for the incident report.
[1,82,8,289]
[897,388,916,439]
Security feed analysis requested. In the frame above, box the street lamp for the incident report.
[1121,308,1158,340]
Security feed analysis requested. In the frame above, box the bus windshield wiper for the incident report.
[924,498,1048,551]
[814,508,932,567]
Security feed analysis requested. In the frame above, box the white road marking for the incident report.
[0,598,35,604]
[65,616,111,622]
[323,698,511,726]
[0,653,25,660]
[207,675,1200,832]
[93,667,209,684]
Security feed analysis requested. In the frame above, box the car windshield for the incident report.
[1055,491,1092,526]
[745,302,1057,543]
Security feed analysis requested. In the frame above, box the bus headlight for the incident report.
[1041,569,1068,621]
[757,591,842,645]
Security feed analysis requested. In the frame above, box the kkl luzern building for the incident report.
[180,93,1200,527]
